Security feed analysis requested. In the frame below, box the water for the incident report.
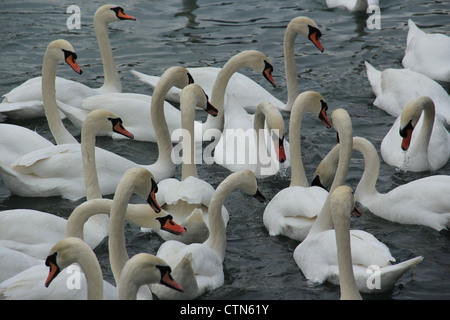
[0,0,449,300]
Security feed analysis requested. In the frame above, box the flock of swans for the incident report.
[0,2,449,300]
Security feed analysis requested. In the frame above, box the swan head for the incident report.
[288,17,324,52]
[46,39,82,74]
[83,109,134,139]
[230,170,266,202]
[399,96,434,151]
[229,50,276,87]
[180,83,218,116]
[45,237,97,288]
[120,253,183,294]
[95,4,136,24]
[294,91,332,128]
[156,214,187,235]
[257,102,287,163]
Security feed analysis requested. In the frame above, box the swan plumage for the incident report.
[380,96,450,172]
[402,19,450,82]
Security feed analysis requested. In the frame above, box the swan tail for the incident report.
[364,61,382,98]
[360,256,423,293]
[406,19,423,45]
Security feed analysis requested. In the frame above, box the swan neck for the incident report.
[109,180,134,285]
[94,19,121,92]
[253,105,269,161]
[151,76,175,168]
[354,137,380,197]
[416,103,435,154]
[284,27,300,110]
[75,242,104,300]
[289,106,308,187]
[181,95,198,180]
[81,119,102,200]
[41,55,77,145]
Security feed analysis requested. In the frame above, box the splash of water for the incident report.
[397,150,410,173]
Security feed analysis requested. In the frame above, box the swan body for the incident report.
[149,84,227,244]
[402,19,450,82]
[326,0,379,11]
[313,137,450,232]
[153,170,265,300]
[262,91,332,241]
[381,96,450,172]
[213,97,289,178]
[364,61,450,125]
[293,114,423,293]
[0,39,82,167]
[0,5,135,119]
[0,109,135,200]
[132,16,324,113]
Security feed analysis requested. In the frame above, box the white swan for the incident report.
[380,96,450,172]
[402,19,450,82]
[152,170,265,300]
[313,136,450,232]
[150,84,225,244]
[213,97,289,178]
[45,237,183,300]
[293,116,423,293]
[262,91,333,241]
[364,61,450,125]
[0,167,183,300]
[328,186,362,300]
[132,16,324,113]
[0,39,82,168]
[0,109,135,200]
[0,5,135,119]
[326,0,379,11]
[60,50,277,143]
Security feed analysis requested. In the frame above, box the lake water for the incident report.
[0,0,449,300]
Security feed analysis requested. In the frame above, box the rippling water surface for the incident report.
[0,0,449,300]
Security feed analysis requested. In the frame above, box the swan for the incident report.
[0,167,183,300]
[44,237,183,300]
[0,109,135,200]
[312,136,450,232]
[131,16,324,113]
[0,39,82,168]
[262,91,333,241]
[213,97,289,178]
[60,50,277,143]
[402,19,450,82]
[0,4,136,119]
[293,113,423,293]
[149,84,224,244]
[328,186,362,300]
[380,96,450,172]
[364,61,450,125]
[325,0,379,11]
[152,170,266,300]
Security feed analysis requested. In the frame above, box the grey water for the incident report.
[0,0,449,300]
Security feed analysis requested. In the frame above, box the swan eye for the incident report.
[110,6,136,21]
[62,49,77,61]
[399,120,414,138]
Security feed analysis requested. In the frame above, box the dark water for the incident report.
[0,0,449,300]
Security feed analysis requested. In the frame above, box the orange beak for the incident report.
[161,270,184,292]
[401,128,413,151]
[117,10,136,21]
[65,54,82,74]
[112,119,134,139]
[206,101,219,117]
[158,215,187,235]
[147,179,162,213]
[319,102,332,129]
[274,137,287,163]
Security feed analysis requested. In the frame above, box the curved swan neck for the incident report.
[81,117,102,200]
[41,53,78,145]
[253,102,271,163]
[204,52,253,132]
[308,109,353,236]
[284,25,300,110]
[151,73,177,168]
[353,137,380,198]
[181,90,199,180]
[330,187,362,300]
[94,12,121,92]
[204,173,245,262]
[414,101,435,156]
[66,199,112,239]
[109,178,135,285]
[289,102,308,187]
